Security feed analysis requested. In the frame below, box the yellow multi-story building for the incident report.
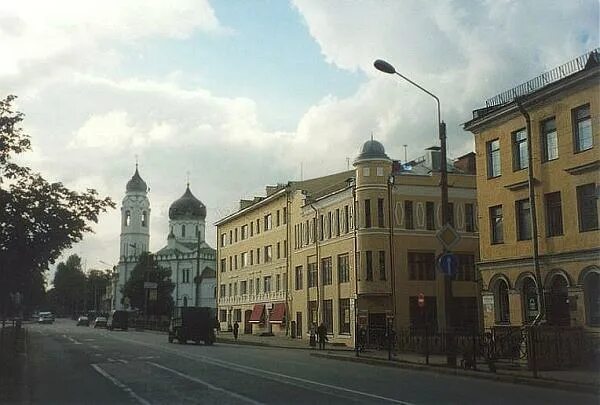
[463,49,599,330]
[216,140,480,346]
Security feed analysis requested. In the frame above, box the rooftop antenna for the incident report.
[370,131,374,141]
[186,170,190,188]
[403,145,408,163]
[135,154,139,170]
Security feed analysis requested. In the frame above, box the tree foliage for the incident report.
[52,254,86,316]
[0,95,115,316]
[122,252,174,316]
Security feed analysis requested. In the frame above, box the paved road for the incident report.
[13,319,597,404]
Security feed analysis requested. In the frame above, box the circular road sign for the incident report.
[437,253,458,276]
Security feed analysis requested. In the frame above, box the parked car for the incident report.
[76,316,89,326]
[107,310,129,331]
[38,312,55,324]
[92,316,107,328]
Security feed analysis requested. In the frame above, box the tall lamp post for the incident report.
[374,59,455,365]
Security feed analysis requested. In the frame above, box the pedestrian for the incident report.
[359,326,367,352]
[317,322,328,350]
[233,321,239,341]
[309,323,317,349]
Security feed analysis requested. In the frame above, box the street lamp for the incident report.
[374,59,454,365]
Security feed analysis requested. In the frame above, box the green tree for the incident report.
[122,252,174,316]
[53,254,86,316]
[0,95,114,316]
[86,269,111,312]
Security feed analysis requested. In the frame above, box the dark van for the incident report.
[107,310,129,331]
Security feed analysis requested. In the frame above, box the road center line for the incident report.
[148,362,264,405]
[91,363,150,405]
[110,335,415,405]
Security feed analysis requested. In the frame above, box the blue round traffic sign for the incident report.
[437,253,458,276]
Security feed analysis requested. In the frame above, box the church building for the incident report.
[114,165,216,312]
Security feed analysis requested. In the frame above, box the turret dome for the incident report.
[169,185,206,220]
[355,139,389,163]
[126,166,148,193]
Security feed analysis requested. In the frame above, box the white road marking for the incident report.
[110,335,415,405]
[148,362,263,405]
[107,358,117,362]
[91,364,150,405]
[137,356,158,360]
[90,345,101,350]
[117,359,129,364]
[66,336,83,345]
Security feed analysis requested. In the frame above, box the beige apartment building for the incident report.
[216,140,480,346]
[463,49,599,330]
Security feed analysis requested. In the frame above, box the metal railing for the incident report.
[485,48,599,108]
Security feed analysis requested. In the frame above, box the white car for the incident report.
[38,312,55,324]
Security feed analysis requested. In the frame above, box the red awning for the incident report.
[249,304,265,323]
[269,303,286,323]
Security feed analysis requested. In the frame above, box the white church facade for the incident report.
[114,166,216,311]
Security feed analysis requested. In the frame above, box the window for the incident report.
[379,251,386,280]
[365,251,373,281]
[283,240,287,258]
[250,250,254,265]
[545,192,563,237]
[323,300,333,333]
[541,117,558,162]
[219,284,226,298]
[241,252,248,267]
[512,128,528,170]
[240,281,247,295]
[339,299,351,334]
[182,269,190,283]
[264,214,272,231]
[256,248,260,264]
[335,209,340,236]
[141,211,147,227]
[465,203,475,232]
[295,266,303,290]
[376,167,384,176]
[228,283,232,297]
[487,139,501,177]
[573,104,592,152]
[276,274,281,291]
[377,198,385,227]
[321,257,332,285]
[234,228,238,242]
[249,279,254,295]
[283,207,287,224]
[220,233,226,247]
[182,224,186,237]
[453,254,475,281]
[490,205,504,244]
[234,255,238,270]
[426,202,435,230]
[495,280,510,324]
[308,262,318,287]
[338,254,349,283]
[229,256,232,271]
[404,201,414,229]
[234,309,241,322]
[319,215,324,241]
[220,258,226,273]
[219,309,227,322]
[516,199,532,240]
[241,225,248,240]
[276,210,280,227]
[305,220,310,244]
[255,277,260,295]
[264,276,272,293]
[264,245,272,263]
[408,252,435,280]
[364,199,372,228]
[233,282,237,296]
[577,183,599,232]
[229,230,232,244]
[250,222,254,236]
[344,205,349,233]
[124,210,130,226]
[327,212,332,238]
[363,167,370,176]
[256,219,260,234]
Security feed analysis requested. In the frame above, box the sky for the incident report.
[1,0,598,282]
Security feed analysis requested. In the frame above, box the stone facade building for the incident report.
[463,49,599,330]
[216,140,479,346]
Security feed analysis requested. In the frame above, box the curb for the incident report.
[216,338,353,352]
[310,353,600,395]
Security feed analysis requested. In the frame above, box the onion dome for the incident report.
[126,166,148,193]
[355,138,389,162]
[169,185,206,220]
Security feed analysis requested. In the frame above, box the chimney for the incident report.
[239,199,254,210]
[454,152,476,174]
[425,146,442,171]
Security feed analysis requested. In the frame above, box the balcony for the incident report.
[218,290,286,306]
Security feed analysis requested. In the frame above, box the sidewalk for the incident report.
[310,349,600,394]
[216,331,352,352]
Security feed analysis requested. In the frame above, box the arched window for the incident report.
[196,225,199,236]
[182,224,186,237]
[142,211,147,227]
[124,210,131,226]
[521,277,539,323]
[494,279,510,324]
[583,272,600,327]
[183,296,188,307]
[548,275,569,326]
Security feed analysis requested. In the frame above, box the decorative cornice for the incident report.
[564,160,600,175]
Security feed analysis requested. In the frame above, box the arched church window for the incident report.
[125,211,131,226]
[182,224,186,237]
[142,211,147,227]
[183,296,188,307]
[494,279,510,324]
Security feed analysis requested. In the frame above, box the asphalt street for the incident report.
[12,319,598,404]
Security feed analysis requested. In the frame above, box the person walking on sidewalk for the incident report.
[317,322,328,350]
[233,321,239,341]
[309,323,317,349]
